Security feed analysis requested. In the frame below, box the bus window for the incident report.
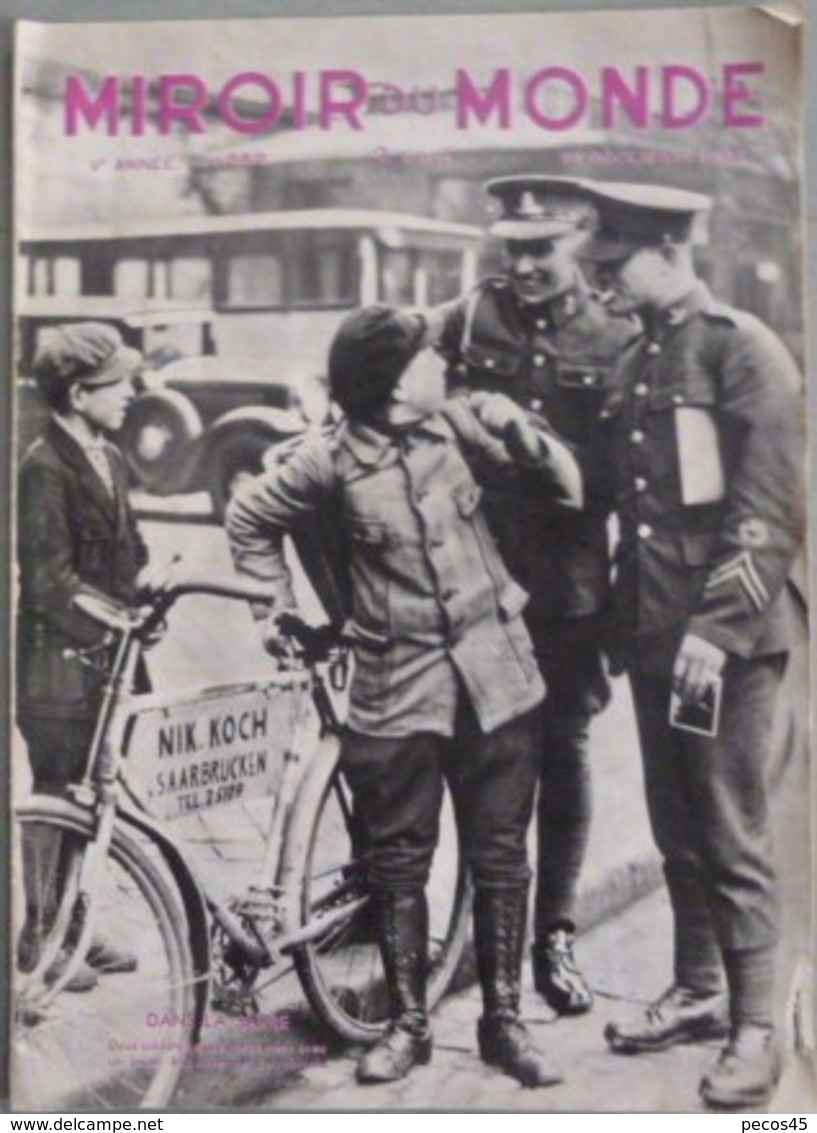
[224,252,284,308]
[27,255,80,297]
[289,232,357,308]
[54,257,81,297]
[27,255,52,296]
[167,256,212,302]
[80,247,115,296]
[114,258,151,298]
[380,248,414,306]
[416,250,462,305]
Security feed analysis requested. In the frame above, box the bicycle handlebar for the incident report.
[71,574,276,636]
[72,580,348,664]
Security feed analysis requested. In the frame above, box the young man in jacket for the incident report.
[227,304,583,1088]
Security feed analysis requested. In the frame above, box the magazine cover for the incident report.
[10,3,812,1114]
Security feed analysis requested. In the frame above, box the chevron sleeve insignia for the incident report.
[704,550,770,613]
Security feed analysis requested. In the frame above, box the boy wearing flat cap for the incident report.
[16,322,149,991]
[577,181,805,1108]
[431,174,638,1017]
[227,304,583,1088]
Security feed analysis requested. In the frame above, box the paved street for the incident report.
[110,518,817,1112]
[10,513,812,1113]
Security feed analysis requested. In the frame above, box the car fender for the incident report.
[206,405,305,446]
[132,387,205,440]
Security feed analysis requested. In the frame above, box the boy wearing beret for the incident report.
[16,322,149,990]
[227,304,582,1088]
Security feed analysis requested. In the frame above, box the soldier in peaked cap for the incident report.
[16,323,152,992]
[576,182,805,1108]
[431,174,638,1016]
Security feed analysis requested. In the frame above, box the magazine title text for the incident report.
[63,63,767,136]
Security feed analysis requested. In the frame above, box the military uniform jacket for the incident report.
[17,419,149,721]
[434,276,638,620]
[594,283,805,675]
[227,401,582,738]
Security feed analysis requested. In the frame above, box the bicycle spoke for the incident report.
[13,810,195,1110]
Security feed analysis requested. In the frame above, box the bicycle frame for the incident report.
[17,577,355,1043]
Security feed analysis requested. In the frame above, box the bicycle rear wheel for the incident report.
[12,799,196,1110]
[279,741,472,1044]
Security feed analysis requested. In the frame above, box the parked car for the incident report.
[17,208,482,516]
[119,355,327,517]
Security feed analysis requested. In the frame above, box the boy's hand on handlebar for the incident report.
[136,554,183,597]
[140,610,167,650]
[260,610,299,668]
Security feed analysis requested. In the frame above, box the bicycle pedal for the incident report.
[232,887,281,925]
[210,982,260,1017]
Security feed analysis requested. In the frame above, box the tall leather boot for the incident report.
[475,886,562,1088]
[356,890,433,1084]
[533,722,594,1015]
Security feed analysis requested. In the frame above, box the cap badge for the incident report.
[517,190,546,217]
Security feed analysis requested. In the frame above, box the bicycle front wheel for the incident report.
[279,741,472,1044]
[12,799,196,1110]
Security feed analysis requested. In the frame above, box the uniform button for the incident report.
[533,353,545,367]
[414,489,428,503]
[428,536,443,550]
[441,587,458,601]
[634,477,647,492]
[672,393,684,405]
[637,523,653,539]
[630,429,644,444]
[536,318,548,330]
[634,383,648,396]
[583,374,596,387]
[485,358,495,369]
[530,398,543,412]
[646,342,661,355]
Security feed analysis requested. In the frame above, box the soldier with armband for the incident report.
[576,181,805,1109]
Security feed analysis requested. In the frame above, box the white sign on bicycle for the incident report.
[122,678,310,820]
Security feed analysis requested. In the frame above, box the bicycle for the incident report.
[11,577,472,1110]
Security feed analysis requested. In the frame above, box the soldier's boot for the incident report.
[605,984,729,1054]
[356,890,432,1084]
[700,945,781,1109]
[606,869,728,1053]
[532,924,593,1016]
[700,1025,781,1108]
[475,887,563,1088]
[533,724,593,1016]
[17,824,97,993]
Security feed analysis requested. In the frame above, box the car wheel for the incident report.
[119,390,202,494]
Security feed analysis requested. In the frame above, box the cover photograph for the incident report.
[9,3,812,1113]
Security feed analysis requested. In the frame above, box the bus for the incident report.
[17,208,481,513]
